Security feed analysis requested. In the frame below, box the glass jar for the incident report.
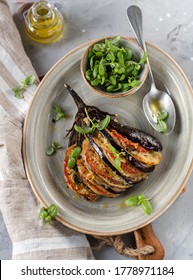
[23,1,64,43]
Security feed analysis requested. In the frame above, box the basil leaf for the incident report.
[141,200,153,215]
[108,144,117,154]
[157,111,169,121]
[71,147,82,158]
[52,105,66,122]
[46,146,55,156]
[96,115,110,130]
[74,124,94,134]
[117,51,125,66]
[39,207,48,219]
[24,74,36,86]
[157,120,167,133]
[140,51,147,64]
[114,157,122,171]
[47,204,58,218]
[124,196,139,207]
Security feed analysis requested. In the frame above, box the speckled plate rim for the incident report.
[23,38,193,236]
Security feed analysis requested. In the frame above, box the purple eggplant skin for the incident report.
[64,84,162,152]
[98,129,155,173]
[110,121,163,152]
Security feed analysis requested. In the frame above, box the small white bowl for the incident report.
[81,36,148,98]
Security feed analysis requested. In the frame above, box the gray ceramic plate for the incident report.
[23,39,193,236]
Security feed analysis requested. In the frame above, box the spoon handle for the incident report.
[126,5,156,88]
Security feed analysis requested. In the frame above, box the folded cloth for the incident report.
[0,0,94,260]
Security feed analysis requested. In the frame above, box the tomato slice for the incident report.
[64,145,98,201]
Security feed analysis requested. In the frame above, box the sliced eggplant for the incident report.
[77,157,118,198]
[92,132,148,183]
[82,138,132,188]
[63,84,163,201]
[64,145,98,201]
[109,128,162,166]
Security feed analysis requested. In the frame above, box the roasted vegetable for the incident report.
[63,84,163,200]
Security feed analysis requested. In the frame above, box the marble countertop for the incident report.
[1,0,193,260]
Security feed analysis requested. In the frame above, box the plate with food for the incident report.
[23,37,193,235]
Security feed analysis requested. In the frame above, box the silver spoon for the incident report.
[126,5,176,135]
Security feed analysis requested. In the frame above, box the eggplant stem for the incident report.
[64,84,86,110]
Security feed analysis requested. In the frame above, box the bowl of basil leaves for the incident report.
[80,36,148,98]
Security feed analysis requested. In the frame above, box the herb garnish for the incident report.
[74,109,110,134]
[85,36,147,92]
[46,142,62,156]
[156,111,169,133]
[12,74,36,99]
[52,104,66,122]
[108,144,125,171]
[67,146,82,169]
[123,194,153,215]
[39,204,58,224]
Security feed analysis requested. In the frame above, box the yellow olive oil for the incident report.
[150,98,163,115]
[24,1,64,44]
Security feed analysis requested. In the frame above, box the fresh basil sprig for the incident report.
[46,142,62,156]
[86,36,147,92]
[39,204,58,224]
[67,146,82,169]
[52,104,66,122]
[123,193,153,215]
[108,144,125,171]
[156,111,169,133]
[74,110,110,134]
[12,74,36,99]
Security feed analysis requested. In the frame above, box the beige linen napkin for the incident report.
[0,0,94,260]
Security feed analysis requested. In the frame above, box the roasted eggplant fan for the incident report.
[64,84,163,201]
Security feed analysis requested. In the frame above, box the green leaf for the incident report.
[108,143,118,154]
[124,195,139,207]
[52,105,66,122]
[91,78,101,86]
[109,36,121,45]
[128,79,141,88]
[86,69,92,81]
[121,83,130,92]
[52,142,61,149]
[125,47,132,60]
[46,142,61,156]
[96,115,110,130]
[67,157,76,169]
[98,64,105,76]
[11,74,36,99]
[117,51,125,67]
[71,147,82,158]
[39,207,48,219]
[140,51,147,64]
[23,74,36,86]
[74,124,94,134]
[46,146,55,156]
[141,200,153,215]
[47,204,58,218]
[12,87,24,99]
[106,52,115,62]
[39,204,58,224]
[157,120,167,133]
[137,194,145,204]
[157,111,169,121]
[109,75,117,86]
[114,157,122,171]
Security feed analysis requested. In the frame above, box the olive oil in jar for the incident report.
[23,1,64,43]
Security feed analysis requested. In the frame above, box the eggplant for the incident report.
[63,84,163,200]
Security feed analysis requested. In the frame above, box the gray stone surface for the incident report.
[1,0,193,259]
